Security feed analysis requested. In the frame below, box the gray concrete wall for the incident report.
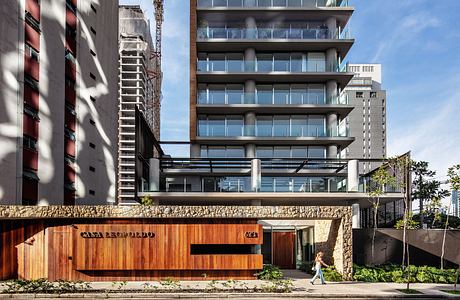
[353,229,460,267]
[37,0,66,205]
[346,89,386,172]
[75,0,118,204]
[0,0,25,204]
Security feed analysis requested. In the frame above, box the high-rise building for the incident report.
[452,190,459,218]
[140,0,401,274]
[118,5,160,204]
[345,63,386,172]
[0,0,119,205]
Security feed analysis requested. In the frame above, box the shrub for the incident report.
[353,264,459,284]
[322,266,343,282]
[255,264,284,280]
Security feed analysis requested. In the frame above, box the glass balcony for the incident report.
[197,124,349,137]
[197,26,351,40]
[197,59,346,73]
[197,0,349,8]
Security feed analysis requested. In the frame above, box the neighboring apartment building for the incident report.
[345,63,386,172]
[453,190,459,218]
[118,5,159,205]
[0,0,118,205]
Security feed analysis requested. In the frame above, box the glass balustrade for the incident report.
[197,26,350,40]
[197,59,345,73]
[197,0,349,8]
[198,91,348,105]
[197,123,349,137]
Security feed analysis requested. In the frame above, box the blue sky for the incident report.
[120,0,460,182]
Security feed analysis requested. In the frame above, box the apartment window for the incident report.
[89,189,95,195]
[89,142,96,149]
[90,49,96,56]
[89,166,95,172]
[65,154,75,165]
[25,75,39,91]
[65,103,76,115]
[356,92,363,98]
[24,104,40,120]
[90,3,97,13]
[23,135,37,151]
[370,92,377,98]
[90,73,96,80]
[89,119,95,126]
[90,27,96,35]
[90,96,96,102]
[65,128,76,141]
[66,0,77,14]
[25,44,39,62]
[25,12,40,32]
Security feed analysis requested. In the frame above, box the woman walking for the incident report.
[310,252,329,285]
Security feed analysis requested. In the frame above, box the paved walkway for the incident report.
[1,271,459,299]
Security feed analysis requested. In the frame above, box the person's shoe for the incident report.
[310,281,314,285]
[321,282,327,285]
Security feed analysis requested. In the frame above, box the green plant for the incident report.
[159,277,180,289]
[254,264,284,280]
[323,266,343,282]
[111,281,127,290]
[1,279,92,294]
[140,195,155,205]
[141,282,158,291]
[397,288,423,294]
[205,280,219,292]
[353,264,459,284]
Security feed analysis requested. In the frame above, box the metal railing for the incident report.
[197,0,349,8]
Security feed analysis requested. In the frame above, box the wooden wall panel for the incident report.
[0,221,23,280]
[17,221,47,280]
[72,224,263,271]
[272,232,295,269]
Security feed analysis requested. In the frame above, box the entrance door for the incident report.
[272,232,295,269]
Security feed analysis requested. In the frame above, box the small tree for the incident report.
[367,166,397,265]
[387,155,412,290]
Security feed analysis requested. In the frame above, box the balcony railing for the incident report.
[197,0,349,8]
[197,124,349,137]
[198,60,347,73]
[142,157,402,194]
[198,92,348,105]
[197,27,351,40]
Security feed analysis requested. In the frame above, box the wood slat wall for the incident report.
[1,220,263,281]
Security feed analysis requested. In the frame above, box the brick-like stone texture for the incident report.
[0,205,353,279]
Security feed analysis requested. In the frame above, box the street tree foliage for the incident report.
[411,161,450,227]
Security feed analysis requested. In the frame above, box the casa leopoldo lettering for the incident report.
[80,231,155,238]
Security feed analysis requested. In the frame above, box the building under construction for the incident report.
[118,5,162,204]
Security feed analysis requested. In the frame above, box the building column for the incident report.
[327,145,338,159]
[244,48,256,72]
[149,158,160,192]
[326,80,337,104]
[326,16,337,38]
[327,112,338,137]
[352,203,361,229]
[245,111,256,158]
[245,16,256,39]
[347,159,359,192]
[190,144,201,158]
[245,79,256,104]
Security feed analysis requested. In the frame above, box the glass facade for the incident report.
[255,146,326,158]
[197,52,335,72]
[197,0,349,8]
[197,115,335,137]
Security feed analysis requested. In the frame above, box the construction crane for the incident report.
[147,0,163,140]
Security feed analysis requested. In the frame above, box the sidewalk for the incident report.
[1,274,459,299]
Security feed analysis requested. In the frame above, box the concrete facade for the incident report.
[345,64,386,172]
[0,0,118,205]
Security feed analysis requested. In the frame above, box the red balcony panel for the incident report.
[65,31,76,55]
[65,59,76,81]
[23,114,39,138]
[25,23,40,50]
[23,148,38,171]
[64,190,75,205]
[65,138,76,157]
[23,177,38,204]
[66,8,77,30]
[70,0,77,8]
[24,55,39,81]
[65,164,75,182]
[24,84,39,110]
[25,0,40,22]
[65,111,76,131]
[65,85,76,106]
